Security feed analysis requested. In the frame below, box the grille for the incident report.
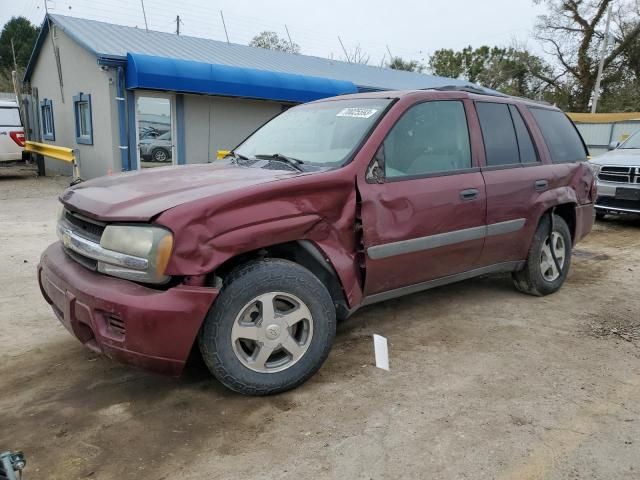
[64,210,105,241]
[598,165,640,184]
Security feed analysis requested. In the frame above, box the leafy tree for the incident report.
[428,46,556,99]
[534,0,640,111]
[249,31,300,54]
[387,56,424,72]
[0,17,39,70]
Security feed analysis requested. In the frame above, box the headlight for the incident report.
[99,225,174,284]
[588,162,601,176]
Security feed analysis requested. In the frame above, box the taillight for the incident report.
[9,131,25,147]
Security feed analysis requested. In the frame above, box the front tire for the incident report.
[199,259,336,395]
[512,214,572,296]
[595,211,607,221]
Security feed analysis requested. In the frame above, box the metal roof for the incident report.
[26,14,476,92]
[567,112,640,124]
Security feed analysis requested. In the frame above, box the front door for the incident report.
[359,99,487,297]
[135,92,176,169]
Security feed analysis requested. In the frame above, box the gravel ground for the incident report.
[1,175,639,480]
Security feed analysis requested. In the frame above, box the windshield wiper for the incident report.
[228,151,250,161]
[254,153,305,172]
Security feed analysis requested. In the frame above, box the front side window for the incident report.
[40,99,55,141]
[383,100,472,179]
[529,107,587,163]
[234,98,391,167]
[73,93,93,145]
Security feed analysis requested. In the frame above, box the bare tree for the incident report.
[341,45,370,65]
[534,0,640,111]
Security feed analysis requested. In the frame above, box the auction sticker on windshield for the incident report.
[336,108,378,118]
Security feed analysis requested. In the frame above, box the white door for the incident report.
[134,92,176,169]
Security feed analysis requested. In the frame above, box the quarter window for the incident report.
[40,99,55,141]
[476,102,519,166]
[529,107,587,163]
[73,92,93,145]
[384,101,471,179]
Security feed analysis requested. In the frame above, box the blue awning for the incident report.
[125,53,358,103]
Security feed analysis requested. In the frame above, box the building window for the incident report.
[73,92,93,145]
[40,99,55,141]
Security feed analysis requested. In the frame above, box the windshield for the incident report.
[235,98,391,166]
[619,131,640,149]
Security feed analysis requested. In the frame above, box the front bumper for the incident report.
[595,180,640,214]
[38,242,218,375]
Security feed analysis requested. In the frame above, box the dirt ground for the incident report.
[1,175,639,480]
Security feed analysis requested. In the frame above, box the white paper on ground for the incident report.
[373,334,389,371]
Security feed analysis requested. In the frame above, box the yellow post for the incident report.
[24,141,80,180]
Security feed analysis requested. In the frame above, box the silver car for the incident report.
[590,130,640,219]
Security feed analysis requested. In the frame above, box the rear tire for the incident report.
[512,214,572,296]
[199,259,336,395]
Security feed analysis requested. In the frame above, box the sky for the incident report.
[2,0,548,66]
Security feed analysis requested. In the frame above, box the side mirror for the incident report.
[608,141,619,151]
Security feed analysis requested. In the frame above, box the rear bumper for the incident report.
[574,203,595,243]
[38,242,218,375]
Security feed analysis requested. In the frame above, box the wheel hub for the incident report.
[265,324,281,340]
[231,292,314,373]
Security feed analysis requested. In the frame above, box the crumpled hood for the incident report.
[60,161,302,221]
[591,148,640,166]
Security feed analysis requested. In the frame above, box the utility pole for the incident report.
[591,4,612,114]
[176,15,181,35]
[10,38,18,72]
[220,10,230,43]
[140,0,149,32]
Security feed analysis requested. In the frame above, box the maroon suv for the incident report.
[39,88,595,395]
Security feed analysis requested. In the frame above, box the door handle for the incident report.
[535,179,549,191]
[459,188,479,201]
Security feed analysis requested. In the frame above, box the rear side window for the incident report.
[476,102,519,166]
[529,108,587,163]
[0,107,21,127]
[509,105,538,163]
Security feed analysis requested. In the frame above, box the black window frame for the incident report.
[369,99,477,183]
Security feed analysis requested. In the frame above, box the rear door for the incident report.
[475,101,554,266]
[358,99,487,296]
[0,105,24,161]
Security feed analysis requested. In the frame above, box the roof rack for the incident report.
[425,85,553,106]
[425,85,508,97]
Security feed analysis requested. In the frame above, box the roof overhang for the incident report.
[125,53,358,103]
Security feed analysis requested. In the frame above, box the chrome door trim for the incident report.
[366,218,526,260]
